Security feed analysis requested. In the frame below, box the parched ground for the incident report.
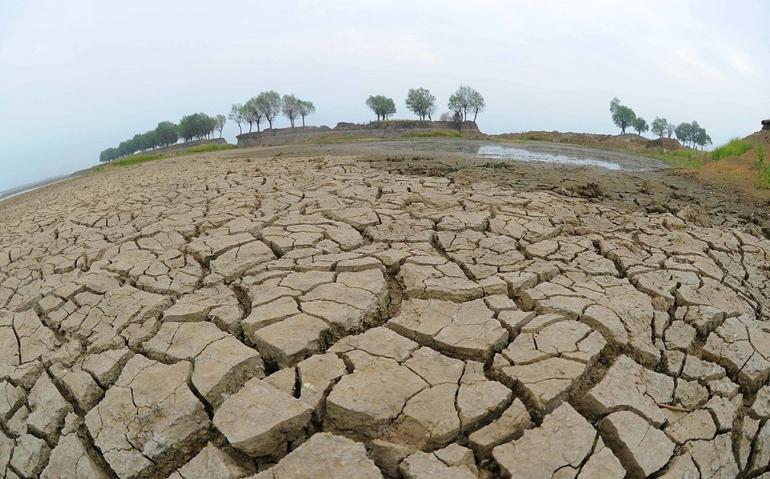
[1,149,770,479]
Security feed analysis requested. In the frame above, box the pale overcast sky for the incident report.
[1,0,768,191]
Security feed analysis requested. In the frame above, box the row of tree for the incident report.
[610,98,711,149]
[228,91,316,134]
[99,113,226,162]
[366,86,486,123]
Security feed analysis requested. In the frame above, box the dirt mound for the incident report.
[745,128,770,145]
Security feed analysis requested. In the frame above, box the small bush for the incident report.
[755,164,770,189]
[711,138,752,161]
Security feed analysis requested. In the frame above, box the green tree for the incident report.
[155,121,178,146]
[256,90,282,129]
[467,89,485,122]
[675,122,693,147]
[243,98,263,133]
[178,113,216,141]
[632,117,648,136]
[446,86,484,122]
[666,122,675,139]
[366,95,396,121]
[650,117,668,139]
[609,97,636,135]
[215,115,226,138]
[298,100,315,127]
[99,147,119,162]
[690,121,711,149]
[229,104,245,135]
[405,88,436,121]
[281,94,301,127]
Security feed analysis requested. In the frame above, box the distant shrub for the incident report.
[711,138,752,161]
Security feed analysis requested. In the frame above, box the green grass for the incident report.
[650,148,706,169]
[711,138,752,161]
[402,130,461,138]
[110,143,235,167]
[111,153,164,166]
[183,143,236,153]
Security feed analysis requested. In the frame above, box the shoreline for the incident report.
[0,174,78,203]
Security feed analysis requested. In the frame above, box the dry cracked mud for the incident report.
[1,150,770,478]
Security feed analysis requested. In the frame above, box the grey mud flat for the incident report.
[1,143,769,478]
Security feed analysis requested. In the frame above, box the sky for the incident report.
[1,0,768,191]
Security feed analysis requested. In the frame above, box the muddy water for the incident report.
[476,143,666,172]
[477,144,624,170]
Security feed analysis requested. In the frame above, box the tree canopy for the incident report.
[448,86,484,122]
[366,95,396,121]
[650,117,668,139]
[298,100,315,127]
[178,113,218,142]
[282,94,301,127]
[228,104,245,135]
[676,121,711,149]
[610,97,636,135]
[405,88,436,121]
[256,90,282,129]
[632,117,649,136]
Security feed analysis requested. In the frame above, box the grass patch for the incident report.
[402,130,461,138]
[712,138,752,161]
[111,153,164,166]
[183,143,236,153]
[652,148,706,169]
[110,143,235,167]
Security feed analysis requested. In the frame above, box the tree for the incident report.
[609,97,636,135]
[243,98,263,133]
[632,117,648,136]
[651,117,668,139]
[214,115,226,138]
[446,86,484,122]
[448,92,465,121]
[281,94,301,127]
[99,147,119,163]
[178,113,217,141]
[155,121,178,146]
[468,89,485,122]
[690,121,711,149]
[256,90,281,129]
[675,122,693,147]
[298,100,315,127]
[405,88,436,121]
[229,104,245,135]
[366,95,396,121]
[666,122,675,139]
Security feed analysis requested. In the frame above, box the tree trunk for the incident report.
[473,110,478,122]
[238,124,242,135]
[301,115,305,127]
[248,122,253,133]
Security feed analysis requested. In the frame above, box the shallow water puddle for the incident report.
[477,144,624,170]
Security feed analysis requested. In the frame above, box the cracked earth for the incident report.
[1,151,770,478]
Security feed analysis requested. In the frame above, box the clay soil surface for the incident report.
[1,140,770,478]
